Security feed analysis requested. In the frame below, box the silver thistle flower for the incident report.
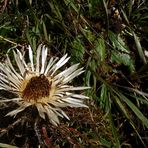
[0,44,89,126]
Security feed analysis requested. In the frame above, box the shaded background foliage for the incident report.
[0,0,148,147]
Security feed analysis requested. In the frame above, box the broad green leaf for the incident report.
[109,31,130,52]
[111,50,135,72]
[109,31,135,72]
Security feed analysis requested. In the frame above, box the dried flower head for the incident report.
[0,45,89,126]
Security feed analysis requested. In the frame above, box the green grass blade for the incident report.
[123,95,148,128]
[132,31,147,64]
[108,111,121,148]
[113,92,147,147]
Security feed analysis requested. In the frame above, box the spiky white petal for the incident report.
[51,54,70,76]
[0,97,22,102]
[40,45,48,74]
[65,92,89,99]
[28,45,34,72]
[44,105,60,126]
[6,103,31,117]
[6,55,23,79]
[44,57,58,75]
[55,63,80,79]
[36,44,42,73]
[57,86,91,92]
[36,103,46,119]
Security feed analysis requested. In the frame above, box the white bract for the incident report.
[0,45,89,126]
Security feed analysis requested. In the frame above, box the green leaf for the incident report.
[95,38,106,61]
[109,31,130,53]
[109,31,135,72]
[63,0,79,13]
[132,31,147,64]
[111,50,135,72]
[123,95,148,128]
[71,38,85,63]
[42,21,48,41]
[100,84,111,112]
[100,137,114,148]
[113,88,148,128]
[108,111,121,148]
[0,143,18,148]
[113,92,146,146]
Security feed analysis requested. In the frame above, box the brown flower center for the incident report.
[22,74,51,102]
